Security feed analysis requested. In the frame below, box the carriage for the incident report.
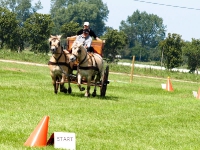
[67,37,109,97]
[48,35,109,97]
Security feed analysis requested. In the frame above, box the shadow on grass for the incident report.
[96,95,119,101]
[57,91,119,101]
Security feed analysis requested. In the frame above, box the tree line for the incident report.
[0,0,200,73]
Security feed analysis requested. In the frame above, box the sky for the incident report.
[32,0,200,41]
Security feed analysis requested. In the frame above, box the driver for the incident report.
[75,28,92,51]
[77,22,102,41]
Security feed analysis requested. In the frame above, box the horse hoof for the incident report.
[85,93,90,97]
[68,87,72,94]
[92,90,96,97]
[61,88,68,93]
[80,87,85,91]
[92,93,96,97]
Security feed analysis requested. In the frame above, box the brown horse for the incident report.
[48,35,73,94]
[69,41,104,97]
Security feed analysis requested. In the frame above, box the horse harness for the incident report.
[48,50,72,73]
[77,52,99,72]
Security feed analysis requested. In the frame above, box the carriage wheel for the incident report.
[100,65,109,97]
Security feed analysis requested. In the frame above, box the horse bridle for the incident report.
[49,40,62,54]
[72,47,87,66]
[49,40,72,70]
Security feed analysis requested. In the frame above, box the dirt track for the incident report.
[0,59,197,84]
[0,59,47,67]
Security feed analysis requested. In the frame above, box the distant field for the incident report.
[1,60,200,150]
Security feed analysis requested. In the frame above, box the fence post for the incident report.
[130,56,135,83]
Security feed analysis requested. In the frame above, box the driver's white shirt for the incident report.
[75,34,92,47]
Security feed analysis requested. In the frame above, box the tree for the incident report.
[50,0,67,34]
[15,0,42,24]
[130,42,148,61]
[183,39,200,74]
[0,7,20,50]
[61,22,81,38]
[24,13,54,53]
[1,0,42,26]
[102,28,128,62]
[50,0,108,35]
[60,21,81,49]
[120,10,166,61]
[159,33,184,70]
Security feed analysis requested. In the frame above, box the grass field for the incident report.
[1,59,200,150]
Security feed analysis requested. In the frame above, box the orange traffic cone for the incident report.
[196,88,200,99]
[166,77,173,92]
[24,116,49,147]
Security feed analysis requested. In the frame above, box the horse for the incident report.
[48,35,73,94]
[69,41,104,97]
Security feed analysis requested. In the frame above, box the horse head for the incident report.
[49,35,62,54]
[69,41,87,62]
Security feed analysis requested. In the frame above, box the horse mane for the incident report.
[72,41,81,47]
[72,41,87,52]
[49,35,62,42]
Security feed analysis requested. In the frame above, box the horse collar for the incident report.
[53,50,63,64]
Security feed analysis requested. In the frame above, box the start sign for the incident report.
[54,132,76,150]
